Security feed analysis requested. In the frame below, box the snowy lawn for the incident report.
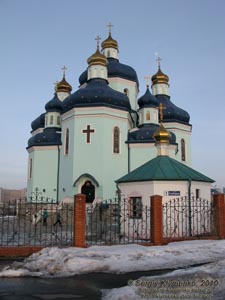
[0,239,225,278]
[102,259,225,300]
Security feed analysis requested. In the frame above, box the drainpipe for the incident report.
[188,179,192,236]
[116,183,121,237]
[128,142,130,173]
[56,145,60,203]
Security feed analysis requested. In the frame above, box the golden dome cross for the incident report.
[107,22,114,34]
[61,65,68,77]
[144,74,150,87]
[95,35,101,48]
[158,103,166,122]
[156,55,162,68]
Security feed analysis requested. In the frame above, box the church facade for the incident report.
[26,28,192,203]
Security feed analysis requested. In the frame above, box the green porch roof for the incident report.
[116,156,214,183]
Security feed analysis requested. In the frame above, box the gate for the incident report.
[86,198,151,245]
[163,197,215,238]
[0,199,74,246]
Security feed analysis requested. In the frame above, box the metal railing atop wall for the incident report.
[163,197,215,238]
[0,199,74,246]
[86,198,151,245]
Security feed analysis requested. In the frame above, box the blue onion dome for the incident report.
[63,78,131,113]
[107,58,139,86]
[101,32,118,50]
[79,58,139,87]
[27,128,61,149]
[45,93,63,113]
[138,86,158,108]
[156,94,190,124]
[127,123,176,144]
[56,74,72,93]
[31,113,45,132]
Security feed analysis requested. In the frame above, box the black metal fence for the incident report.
[0,199,74,246]
[86,198,151,245]
[163,197,215,238]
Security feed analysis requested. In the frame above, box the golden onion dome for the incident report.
[101,32,118,50]
[87,47,107,67]
[56,75,72,93]
[153,123,171,144]
[151,67,169,86]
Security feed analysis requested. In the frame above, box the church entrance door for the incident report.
[81,180,95,203]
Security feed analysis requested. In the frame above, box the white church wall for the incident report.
[108,77,138,111]
[60,107,130,201]
[119,180,212,206]
[164,123,192,166]
[129,144,157,171]
[27,147,59,202]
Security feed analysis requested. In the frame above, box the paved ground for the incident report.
[0,260,171,300]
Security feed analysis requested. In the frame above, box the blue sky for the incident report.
[0,0,225,190]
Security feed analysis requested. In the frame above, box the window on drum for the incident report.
[113,126,120,154]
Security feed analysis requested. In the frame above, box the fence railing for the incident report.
[0,199,74,246]
[163,197,215,238]
[86,198,151,245]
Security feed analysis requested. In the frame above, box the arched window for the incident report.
[50,115,54,125]
[45,115,48,126]
[107,50,110,57]
[29,158,32,179]
[124,88,129,96]
[57,116,60,125]
[146,111,150,121]
[64,128,69,155]
[113,127,120,154]
[181,139,186,161]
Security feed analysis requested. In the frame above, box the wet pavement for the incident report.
[0,260,171,300]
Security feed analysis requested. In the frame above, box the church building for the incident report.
[26,25,195,203]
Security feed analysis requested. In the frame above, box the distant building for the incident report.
[0,188,26,203]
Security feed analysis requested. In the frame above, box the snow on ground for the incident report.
[0,240,225,278]
[102,259,225,300]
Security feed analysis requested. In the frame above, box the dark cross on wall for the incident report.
[82,125,95,143]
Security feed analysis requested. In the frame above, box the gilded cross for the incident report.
[144,74,150,87]
[95,35,101,48]
[82,125,95,144]
[156,55,162,68]
[62,65,68,77]
[158,103,166,122]
[107,22,114,34]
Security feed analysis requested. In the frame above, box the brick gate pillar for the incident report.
[151,195,163,245]
[213,193,225,239]
[74,194,86,247]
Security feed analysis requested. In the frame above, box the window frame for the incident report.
[129,197,142,219]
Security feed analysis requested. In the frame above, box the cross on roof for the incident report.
[107,22,114,34]
[95,35,101,48]
[158,103,166,122]
[62,65,68,77]
[144,74,150,87]
[156,55,162,68]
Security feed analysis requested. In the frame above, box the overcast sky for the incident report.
[0,0,224,190]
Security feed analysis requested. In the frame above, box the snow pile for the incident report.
[102,260,225,300]
[0,240,225,278]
